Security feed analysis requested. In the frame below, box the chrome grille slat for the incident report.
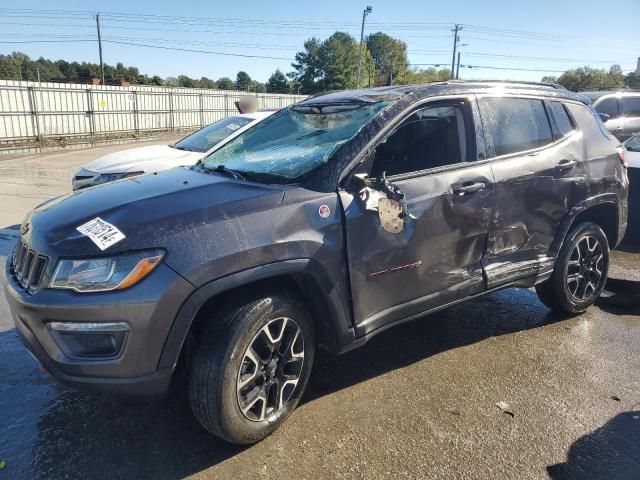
[11,240,49,293]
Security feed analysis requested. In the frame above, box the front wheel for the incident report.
[536,222,609,314]
[189,293,315,444]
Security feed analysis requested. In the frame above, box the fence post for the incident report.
[199,92,204,127]
[132,91,140,134]
[27,86,41,142]
[85,88,96,141]
[168,91,174,131]
[224,93,229,117]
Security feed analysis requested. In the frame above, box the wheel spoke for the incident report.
[237,316,304,422]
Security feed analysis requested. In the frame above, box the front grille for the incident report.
[11,240,48,293]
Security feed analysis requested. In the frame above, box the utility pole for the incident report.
[356,6,372,90]
[96,13,105,85]
[456,52,461,79]
[450,24,462,80]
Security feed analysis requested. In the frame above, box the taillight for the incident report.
[616,146,628,168]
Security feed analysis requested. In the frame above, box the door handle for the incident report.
[452,181,486,196]
[556,159,577,171]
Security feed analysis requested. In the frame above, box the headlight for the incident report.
[50,250,164,292]
[94,171,144,185]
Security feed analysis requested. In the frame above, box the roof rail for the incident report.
[445,79,567,90]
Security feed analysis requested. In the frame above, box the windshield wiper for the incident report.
[206,164,246,181]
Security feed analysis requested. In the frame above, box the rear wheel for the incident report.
[536,222,609,314]
[189,293,315,444]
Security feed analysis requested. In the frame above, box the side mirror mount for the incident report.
[598,112,611,123]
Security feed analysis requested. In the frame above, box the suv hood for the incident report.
[83,145,203,174]
[23,168,286,257]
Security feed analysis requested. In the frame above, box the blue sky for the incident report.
[1,0,638,83]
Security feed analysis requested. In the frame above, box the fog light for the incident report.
[48,322,128,358]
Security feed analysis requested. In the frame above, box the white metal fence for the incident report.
[0,80,305,149]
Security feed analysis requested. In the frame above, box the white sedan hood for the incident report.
[83,145,203,174]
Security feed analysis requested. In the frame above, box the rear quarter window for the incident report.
[481,97,554,156]
[547,101,575,138]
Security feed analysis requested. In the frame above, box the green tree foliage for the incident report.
[554,66,625,91]
[235,71,253,91]
[216,77,235,90]
[366,32,411,84]
[266,69,289,93]
[403,67,451,85]
[290,32,372,93]
[290,38,323,94]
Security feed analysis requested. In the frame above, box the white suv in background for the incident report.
[72,111,275,190]
[584,90,640,142]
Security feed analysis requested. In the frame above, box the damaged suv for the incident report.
[4,81,628,444]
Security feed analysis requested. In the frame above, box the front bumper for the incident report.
[3,259,194,400]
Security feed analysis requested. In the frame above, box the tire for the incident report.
[536,222,609,314]
[189,292,315,444]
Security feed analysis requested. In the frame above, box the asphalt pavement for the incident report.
[0,144,639,480]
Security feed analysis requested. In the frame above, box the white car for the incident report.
[624,133,639,240]
[72,111,275,190]
[625,132,640,169]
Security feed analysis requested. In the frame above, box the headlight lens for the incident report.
[50,250,164,292]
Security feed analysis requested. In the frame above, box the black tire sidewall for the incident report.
[555,222,609,313]
[195,294,315,444]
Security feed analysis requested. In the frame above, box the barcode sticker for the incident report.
[76,217,126,251]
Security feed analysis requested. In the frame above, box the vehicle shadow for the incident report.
[12,288,563,479]
[547,408,640,480]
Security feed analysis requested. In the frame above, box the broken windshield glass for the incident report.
[201,101,391,182]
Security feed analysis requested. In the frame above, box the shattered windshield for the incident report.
[201,101,390,183]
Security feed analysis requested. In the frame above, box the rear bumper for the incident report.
[4,259,194,400]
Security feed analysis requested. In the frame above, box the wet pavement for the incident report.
[1,144,640,479]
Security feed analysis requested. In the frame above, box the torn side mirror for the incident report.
[373,172,409,234]
[378,197,405,234]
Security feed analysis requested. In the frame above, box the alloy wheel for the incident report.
[236,317,304,422]
[566,235,605,301]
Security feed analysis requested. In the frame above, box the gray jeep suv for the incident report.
[4,81,628,444]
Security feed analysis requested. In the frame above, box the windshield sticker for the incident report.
[318,205,331,218]
[76,217,125,251]
[226,123,241,131]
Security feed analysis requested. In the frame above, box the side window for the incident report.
[369,103,470,177]
[482,98,553,156]
[621,97,640,117]
[595,97,620,118]
[547,101,575,138]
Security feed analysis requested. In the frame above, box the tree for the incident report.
[266,69,289,93]
[541,76,558,84]
[198,76,217,89]
[289,37,323,93]
[235,71,253,91]
[177,75,195,88]
[317,32,362,90]
[216,77,235,90]
[554,66,625,91]
[253,82,266,93]
[366,32,410,84]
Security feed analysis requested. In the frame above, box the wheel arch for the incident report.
[157,259,355,371]
[552,196,621,256]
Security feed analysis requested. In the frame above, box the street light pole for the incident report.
[356,6,372,90]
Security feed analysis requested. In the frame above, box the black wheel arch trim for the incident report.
[551,193,624,256]
[157,259,355,370]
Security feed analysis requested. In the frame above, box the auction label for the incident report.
[76,217,126,251]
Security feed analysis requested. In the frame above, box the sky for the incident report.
[0,0,639,84]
